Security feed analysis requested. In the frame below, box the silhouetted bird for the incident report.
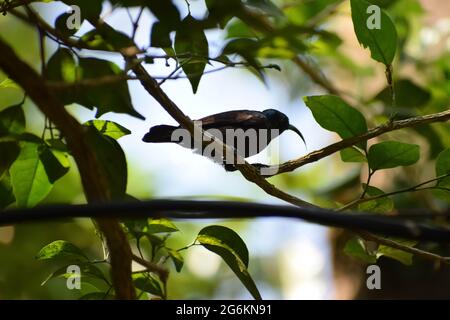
[143,109,305,168]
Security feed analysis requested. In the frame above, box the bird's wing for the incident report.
[197,110,268,130]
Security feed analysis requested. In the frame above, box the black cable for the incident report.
[0,199,449,242]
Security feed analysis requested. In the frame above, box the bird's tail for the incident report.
[142,125,178,143]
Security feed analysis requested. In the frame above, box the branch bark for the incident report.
[0,36,136,299]
[268,110,450,176]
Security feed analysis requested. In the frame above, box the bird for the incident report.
[142,109,306,169]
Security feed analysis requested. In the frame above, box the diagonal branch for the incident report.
[265,110,450,176]
[0,36,136,300]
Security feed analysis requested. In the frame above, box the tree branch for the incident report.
[0,36,136,299]
[265,110,450,176]
[0,200,449,243]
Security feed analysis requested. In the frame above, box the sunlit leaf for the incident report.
[10,142,53,207]
[350,0,397,65]
[84,120,131,140]
[36,240,88,261]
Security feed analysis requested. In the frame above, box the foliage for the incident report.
[0,0,449,299]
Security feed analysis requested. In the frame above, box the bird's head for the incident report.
[262,109,306,146]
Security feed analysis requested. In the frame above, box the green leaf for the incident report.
[358,185,394,213]
[0,104,26,136]
[46,48,78,105]
[197,225,261,300]
[41,262,108,286]
[10,142,53,207]
[76,57,144,119]
[344,237,377,263]
[350,0,397,65]
[168,249,184,272]
[340,147,367,163]
[376,238,417,266]
[0,175,15,209]
[206,0,242,28]
[175,16,209,93]
[150,22,172,48]
[375,79,431,108]
[147,218,179,234]
[47,48,78,84]
[0,142,20,177]
[55,12,79,37]
[36,240,88,261]
[223,38,265,82]
[61,0,102,20]
[38,145,70,184]
[0,78,19,90]
[85,127,127,200]
[368,141,420,171]
[80,28,135,51]
[133,273,163,297]
[436,148,450,188]
[304,95,368,149]
[84,120,131,140]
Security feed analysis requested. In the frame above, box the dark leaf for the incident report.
[175,16,209,93]
[197,225,261,300]
[85,127,128,200]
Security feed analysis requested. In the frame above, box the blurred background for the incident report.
[0,0,449,299]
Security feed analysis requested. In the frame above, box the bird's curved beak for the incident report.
[288,124,306,147]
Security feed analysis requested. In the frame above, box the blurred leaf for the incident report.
[304,95,368,149]
[133,273,163,297]
[344,237,377,263]
[0,104,25,136]
[206,0,242,28]
[147,0,180,25]
[0,142,20,177]
[168,249,184,272]
[10,142,53,207]
[84,120,131,140]
[85,127,127,200]
[76,57,144,119]
[368,141,420,171]
[38,145,70,184]
[0,78,19,90]
[197,225,261,300]
[358,185,394,213]
[41,262,108,286]
[436,148,450,188]
[147,218,179,234]
[55,12,79,37]
[0,175,15,209]
[175,16,209,93]
[222,38,265,81]
[350,0,397,65]
[284,0,339,25]
[376,238,417,265]
[80,28,135,51]
[375,79,431,108]
[46,48,78,104]
[150,22,172,48]
[340,147,367,163]
[245,0,284,17]
[36,240,88,261]
[61,0,102,20]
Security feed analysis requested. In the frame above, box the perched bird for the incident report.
[143,109,305,167]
